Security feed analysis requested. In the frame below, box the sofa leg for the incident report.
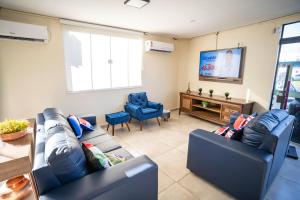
[112,125,115,136]
[126,123,130,132]
[140,121,143,131]
[107,124,110,131]
[156,117,160,126]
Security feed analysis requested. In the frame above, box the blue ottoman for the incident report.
[105,111,131,136]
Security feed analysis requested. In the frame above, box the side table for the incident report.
[0,118,38,199]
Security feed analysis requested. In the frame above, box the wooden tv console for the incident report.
[179,92,254,125]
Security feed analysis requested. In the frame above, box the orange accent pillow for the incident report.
[233,115,247,129]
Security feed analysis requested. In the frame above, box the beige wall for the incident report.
[0,9,179,123]
[177,13,300,112]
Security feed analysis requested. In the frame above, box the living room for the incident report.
[0,0,300,200]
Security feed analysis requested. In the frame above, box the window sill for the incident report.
[66,85,142,94]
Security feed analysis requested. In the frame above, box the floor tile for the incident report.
[158,183,195,200]
[158,168,174,193]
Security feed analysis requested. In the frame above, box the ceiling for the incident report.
[0,0,300,38]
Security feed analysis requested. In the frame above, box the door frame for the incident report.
[269,20,300,110]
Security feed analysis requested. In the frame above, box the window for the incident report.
[63,29,143,92]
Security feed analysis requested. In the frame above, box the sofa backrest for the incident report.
[128,92,148,108]
[33,108,88,195]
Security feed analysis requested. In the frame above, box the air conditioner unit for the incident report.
[0,20,48,42]
[145,40,174,52]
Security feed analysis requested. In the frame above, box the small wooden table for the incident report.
[0,118,38,199]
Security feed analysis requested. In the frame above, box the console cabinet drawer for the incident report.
[221,105,241,123]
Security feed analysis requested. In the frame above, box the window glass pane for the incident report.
[111,36,129,88]
[128,39,143,86]
[64,31,92,91]
[279,43,300,62]
[91,34,111,89]
[283,22,300,38]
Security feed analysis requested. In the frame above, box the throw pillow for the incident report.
[225,128,243,140]
[82,142,110,172]
[214,126,229,135]
[233,115,247,129]
[67,115,83,139]
[79,118,94,131]
[105,154,127,166]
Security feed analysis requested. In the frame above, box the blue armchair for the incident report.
[124,92,163,131]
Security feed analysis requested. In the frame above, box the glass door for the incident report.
[270,22,300,110]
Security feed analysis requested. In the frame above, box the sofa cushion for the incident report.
[269,109,289,122]
[142,108,157,114]
[82,142,110,172]
[246,112,278,134]
[79,127,106,142]
[84,134,121,153]
[44,126,88,184]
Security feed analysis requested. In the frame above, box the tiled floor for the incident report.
[110,111,300,200]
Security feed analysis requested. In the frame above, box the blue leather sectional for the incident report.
[187,109,295,200]
[32,108,158,200]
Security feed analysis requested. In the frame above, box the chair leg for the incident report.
[112,125,115,136]
[140,121,143,131]
[107,124,110,131]
[156,117,160,126]
[126,123,130,132]
[121,123,123,127]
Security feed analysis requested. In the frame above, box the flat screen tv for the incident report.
[199,47,245,83]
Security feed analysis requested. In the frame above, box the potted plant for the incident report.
[202,101,209,108]
[209,89,214,97]
[198,88,202,95]
[225,92,230,99]
[0,119,30,141]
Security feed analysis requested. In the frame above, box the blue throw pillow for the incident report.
[68,115,83,138]
[79,118,94,131]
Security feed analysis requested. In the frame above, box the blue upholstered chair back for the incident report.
[128,92,149,108]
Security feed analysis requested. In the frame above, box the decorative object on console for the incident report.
[186,82,191,94]
[202,101,208,108]
[0,119,30,142]
[209,89,214,96]
[198,88,202,95]
[225,92,230,99]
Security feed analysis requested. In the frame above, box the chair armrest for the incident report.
[148,101,163,110]
[79,115,97,126]
[187,129,273,200]
[124,103,142,118]
[40,155,158,200]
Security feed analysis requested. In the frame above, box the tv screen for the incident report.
[199,48,244,81]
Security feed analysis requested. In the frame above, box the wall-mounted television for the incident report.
[199,47,245,83]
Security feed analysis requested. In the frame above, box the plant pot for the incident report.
[0,130,28,142]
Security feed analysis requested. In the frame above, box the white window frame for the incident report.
[62,20,144,93]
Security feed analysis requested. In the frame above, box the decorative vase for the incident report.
[225,92,230,99]
[0,130,28,142]
[198,88,202,95]
[209,90,214,97]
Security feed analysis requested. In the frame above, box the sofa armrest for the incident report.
[187,129,273,200]
[40,155,158,200]
[79,115,97,126]
[124,103,142,118]
[148,101,162,110]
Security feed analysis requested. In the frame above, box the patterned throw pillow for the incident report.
[79,118,94,131]
[233,115,247,129]
[214,126,229,135]
[67,115,83,138]
[82,142,110,172]
[226,115,256,140]
[105,154,127,166]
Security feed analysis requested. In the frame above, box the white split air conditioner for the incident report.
[145,40,174,52]
[0,20,48,42]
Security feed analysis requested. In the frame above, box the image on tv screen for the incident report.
[199,48,243,78]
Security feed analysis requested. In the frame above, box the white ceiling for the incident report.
[0,0,300,38]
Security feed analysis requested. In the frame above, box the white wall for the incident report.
[0,9,179,123]
[177,13,300,112]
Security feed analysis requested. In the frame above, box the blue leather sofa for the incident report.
[124,92,163,131]
[187,110,294,200]
[32,108,158,200]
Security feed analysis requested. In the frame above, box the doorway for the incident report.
[270,21,300,143]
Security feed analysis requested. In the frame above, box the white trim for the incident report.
[60,19,144,37]
[65,85,142,94]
